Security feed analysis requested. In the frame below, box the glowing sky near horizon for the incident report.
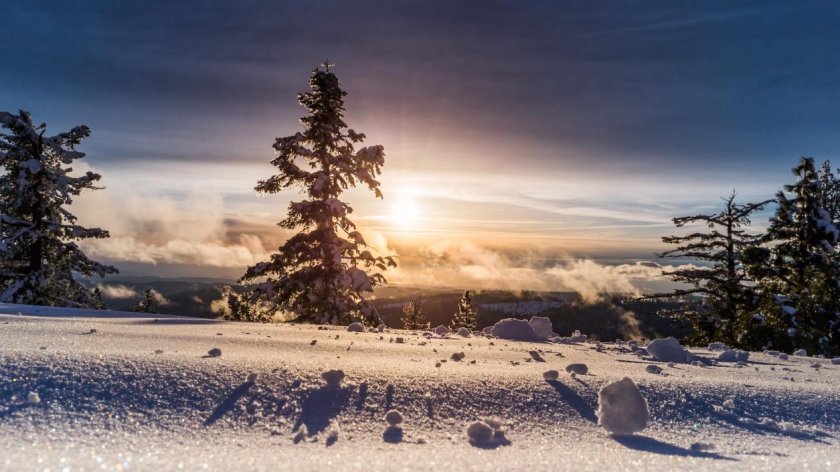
[2,1,839,288]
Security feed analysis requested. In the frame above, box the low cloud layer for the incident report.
[95,284,138,299]
[384,240,694,301]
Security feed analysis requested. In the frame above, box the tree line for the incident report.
[656,159,840,356]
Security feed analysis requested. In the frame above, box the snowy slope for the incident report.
[0,303,838,471]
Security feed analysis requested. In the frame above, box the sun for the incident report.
[389,197,421,229]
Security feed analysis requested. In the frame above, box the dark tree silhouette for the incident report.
[0,110,117,307]
[656,192,771,347]
[240,64,395,325]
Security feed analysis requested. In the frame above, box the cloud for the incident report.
[72,177,273,267]
[384,240,696,302]
[95,283,138,299]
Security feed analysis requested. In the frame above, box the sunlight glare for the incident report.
[390,197,421,229]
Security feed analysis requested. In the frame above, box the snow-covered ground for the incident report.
[1,303,838,471]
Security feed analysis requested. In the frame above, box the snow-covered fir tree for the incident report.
[451,291,478,331]
[130,289,159,313]
[746,157,840,355]
[656,192,771,348]
[401,298,427,330]
[0,110,117,307]
[240,64,396,325]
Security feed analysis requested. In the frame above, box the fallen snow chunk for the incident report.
[451,352,466,362]
[793,349,808,357]
[489,318,538,342]
[246,372,258,383]
[377,324,386,333]
[667,362,676,368]
[690,360,706,368]
[385,409,403,426]
[292,425,307,443]
[569,330,588,343]
[723,398,735,410]
[645,365,662,374]
[154,349,163,354]
[89,328,97,334]
[466,421,495,443]
[395,337,405,344]
[736,350,749,362]
[646,338,690,363]
[565,363,588,375]
[347,322,365,333]
[543,370,559,381]
[596,377,649,435]
[528,316,554,340]
[831,357,840,365]
[691,442,715,452]
[779,353,789,360]
[717,350,738,362]
[207,348,222,358]
[433,325,451,336]
[708,342,730,351]
[321,369,345,388]
[27,391,40,404]
[457,327,471,337]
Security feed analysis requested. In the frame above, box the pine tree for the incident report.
[746,157,840,355]
[131,289,159,313]
[222,287,274,323]
[451,291,478,331]
[401,298,427,330]
[0,110,117,307]
[656,192,771,347]
[240,64,396,325]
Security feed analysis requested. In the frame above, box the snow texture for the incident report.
[646,338,691,363]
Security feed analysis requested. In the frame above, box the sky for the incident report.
[2,1,839,292]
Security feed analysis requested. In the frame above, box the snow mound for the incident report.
[433,325,451,336]
[321,369,345,388]
[645,365,662,374]
[207,348,222,358]
[596,377,649,435]
[565,363,588,375]
[489,318,538,342]
[456,327,471,337]
[708,342,730,351]
[794,349,808,357]
[528,316,554,340]
[832,357,840,365]
[466,421,494,443]
[384,410,403,426]
[543,370,559,381]
[646,337,690,363]
[27,391,40,404]
[718,349,749,363]
[347,322,365,333]
[466,419,510,447]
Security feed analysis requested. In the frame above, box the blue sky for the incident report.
[2,1,839,288]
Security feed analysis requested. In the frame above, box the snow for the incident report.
[718,350,750,363]
[489,318,538,341]
[794,349,808,357]
[646,337,691,363]
[456,327,471,337]
[0,304,839,470]
[565,363,589,375]
[596,377,649,435]
[528,316,555,340]
[347,322,365,332]
[384,410,403,426]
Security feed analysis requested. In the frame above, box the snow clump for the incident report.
[528,316,554,340]
[645,364,662,374]
[321,369,345,388]
[793,349,808,357]
[708,342,730,351]
[543,370,559,381]
[347,322,365,333]
[718,350,749,362]
[596,377,649,435]
[433,325,451,336]
[27,391,41,404]
[457,327,471,337]
[489,318,538,341]
[207,348,222,357]
[385,410,403,426]
[565,363,588,375]
[646,338,691,363]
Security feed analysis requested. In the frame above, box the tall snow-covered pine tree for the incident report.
[241,64,396,325]
[451,291,478,331]
[0,110,117,307]
[746,157,840,355]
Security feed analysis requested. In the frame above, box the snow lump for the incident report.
[528,316,554,341]
[489,318,537,342]
[347,322,365,333]
[596,377,649,435]
[646,337,691,363]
